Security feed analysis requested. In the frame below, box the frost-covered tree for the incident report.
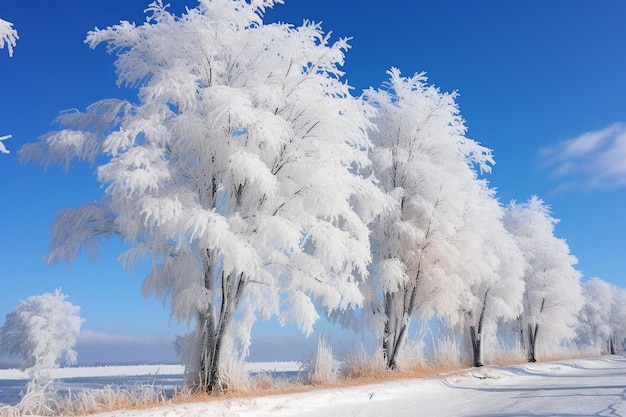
[0,289,82,395]
[504,196,583,362]
[0,18,17,155]
[0,18,18,57]
[577,278,614,353]
[21,0,383,392]
[611,289,626,353]
[362,69,494,369]
[453,181,525,367]
[577,277,625,354]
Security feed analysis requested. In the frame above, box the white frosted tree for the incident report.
[0,289,82,404]
[21,0,383,392]
[453,180,525,367]
[611,289,626,354]
[577,277,624,354]
[362,68,494,369]
[504,196,583,362]
[0,17,17,155]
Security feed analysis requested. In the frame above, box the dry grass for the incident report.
[302,338,341,385]
[484,348,527,367]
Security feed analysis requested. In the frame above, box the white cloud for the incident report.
[77,329,172,346]
[539,123,626,191]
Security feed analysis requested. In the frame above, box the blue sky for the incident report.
[1,0,625,364]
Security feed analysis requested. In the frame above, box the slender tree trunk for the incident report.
[388,313,410,369]
[527,323,539,363]
[469,326,482,367]
[469,291,489,367]
[608,336,616,355]
[383,280,418,370]
[382,293,396,369]
[188,269,247,394]
[205,271,246,393]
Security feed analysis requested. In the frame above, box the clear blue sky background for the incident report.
[1,0,625,364]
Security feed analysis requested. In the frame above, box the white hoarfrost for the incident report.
[20,0,384,392]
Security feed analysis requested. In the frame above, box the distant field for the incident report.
[0,361,302,380]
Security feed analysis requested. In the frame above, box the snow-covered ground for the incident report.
[2,357,625,416]
[82,356,626,417]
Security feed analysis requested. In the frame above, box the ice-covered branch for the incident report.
[0,18,18,57]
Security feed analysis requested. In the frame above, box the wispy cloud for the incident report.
[77,330,172,346]
[539,123,626,191]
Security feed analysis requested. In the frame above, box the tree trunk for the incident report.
[469,291,489,367]
[188,270,247,393]
[469,326,483,367]
[518,317,526,350]
[382,295,408,370]
[527,323,539,363]
[382,294,396,369]
[388,313,410,370]
[383,282,417,370]
[608,336,616,355]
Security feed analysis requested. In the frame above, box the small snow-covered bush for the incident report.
[432,336,461,368]
[303,338,342,385]
[484,346,526,366]
[396,339,427,370]
[343,346,387,380]
[218,351,251,392]
[0,289,82,411]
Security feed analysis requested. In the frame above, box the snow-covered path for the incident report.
[95,356,626,416]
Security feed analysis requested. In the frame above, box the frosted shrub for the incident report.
[343,346,387,379]
[0,289,82,412]
[432,337,461,368]
[396,339,427,370]
[304,338,341,385]
[218,351,251,392]
[484,346,526,366]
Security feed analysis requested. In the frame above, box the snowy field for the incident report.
[0,361,301,380]
[0,362,301,406]
[2,357,626,416]
[79,356,626,417]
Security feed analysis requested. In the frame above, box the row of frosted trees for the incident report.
[8,0,623,393]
